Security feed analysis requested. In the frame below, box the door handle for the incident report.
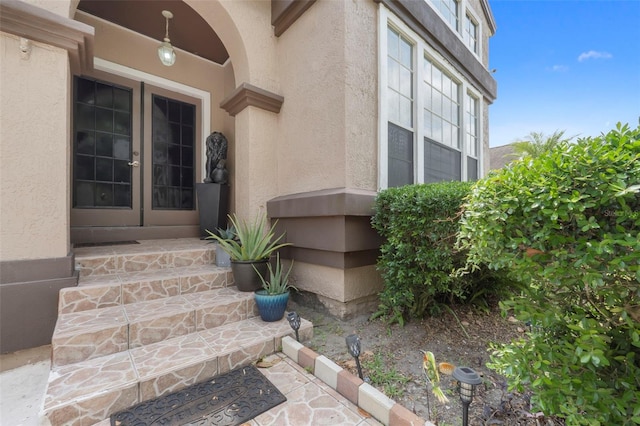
[128,160,140,167]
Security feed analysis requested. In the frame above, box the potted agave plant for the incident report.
[254,254,297,322]
[205,213,291,292]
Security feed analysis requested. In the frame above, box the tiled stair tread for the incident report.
[74,238,215,258]
[53,306,128,337]
[44,351,137,411]
[43,317,313,415]
[59,264,233,314]
[54,287,253,338]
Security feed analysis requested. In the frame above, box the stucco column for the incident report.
[232,106,279,219]
[0,33,71,261]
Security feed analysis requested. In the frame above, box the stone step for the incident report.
[43,316,313,426]
[52,286,256,367]
[59,264,234,314]
[74,238,216,278]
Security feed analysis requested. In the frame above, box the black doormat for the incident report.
[111,365,286,426]
[75,240,140,248]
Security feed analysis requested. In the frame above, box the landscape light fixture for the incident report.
[158,10,176,66]
[452,366,482,426]
[345,334,363,380]
[287,311,301,342]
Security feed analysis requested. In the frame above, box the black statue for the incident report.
[212,159,229,184]
[204,131,228,183]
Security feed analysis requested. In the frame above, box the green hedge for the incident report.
[371,181,514,324]
[458,123,640,425]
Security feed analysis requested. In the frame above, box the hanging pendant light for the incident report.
[158,10,176,66]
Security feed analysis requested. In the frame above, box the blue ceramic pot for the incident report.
[254,290,289,322]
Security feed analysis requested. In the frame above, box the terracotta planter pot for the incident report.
[231,259,268,292]
[254,290,289,322]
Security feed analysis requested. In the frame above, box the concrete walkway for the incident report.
[0,345,51,426]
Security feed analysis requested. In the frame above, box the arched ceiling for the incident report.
[77,0,229,65]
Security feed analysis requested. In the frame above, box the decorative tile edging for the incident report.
[281,336,433,426]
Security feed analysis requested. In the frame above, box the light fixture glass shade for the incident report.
[158,41,176,66]
[345,334,361,358]
[453,366,482,403]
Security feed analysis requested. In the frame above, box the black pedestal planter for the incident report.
[196,183,229,239]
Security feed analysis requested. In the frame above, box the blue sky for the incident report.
[488,0,640,147]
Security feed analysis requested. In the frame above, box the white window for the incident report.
[386,27,415,187]
[387,27,413,129]
[464,13,478,54]
[431,0,459,31]
[423,58,460,149]
[378,6,483,188]
[428,0,483,58]
[465,92,479,179]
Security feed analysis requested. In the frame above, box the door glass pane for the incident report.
[75,182,94,207]
[114,111,131,135]
[114,184,131,207]
[76,104,95,130]
[77,131,95,154]
[114,160,130,183]
[96,83,113,108]
[95,183,113,206]
[182,104,194,126]
[73,76,132,209]
[182,147,193,167]
[113,137,130,160]
[96,133,113,157]
[152,94,196,210]
[95,108,113,133]
[96,157,113,182]
[76,155,94,180]
[113,87,131,111]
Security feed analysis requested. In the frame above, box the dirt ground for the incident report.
[289,299,563,426]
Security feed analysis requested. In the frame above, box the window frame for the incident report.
[378,5,484,189]
[427,0,483,59]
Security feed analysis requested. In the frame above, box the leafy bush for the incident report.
[457,123,640,425]
[371,181,514,324]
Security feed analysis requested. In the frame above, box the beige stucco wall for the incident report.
[0,33,70,261]
[291,261,383,316]
[274,0,379,196]
[343,0,379,190]
[188,0,277,94]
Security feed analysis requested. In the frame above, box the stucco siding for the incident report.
[275,0,348,195]
[344,0,379,191]
[0,33,70,260]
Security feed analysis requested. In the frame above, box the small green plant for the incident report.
[363,351,410,399]
[205,213,291,261]
[254,253,297,295]
[215,224,236,240]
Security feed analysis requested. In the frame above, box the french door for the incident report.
[71,73,201,227]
